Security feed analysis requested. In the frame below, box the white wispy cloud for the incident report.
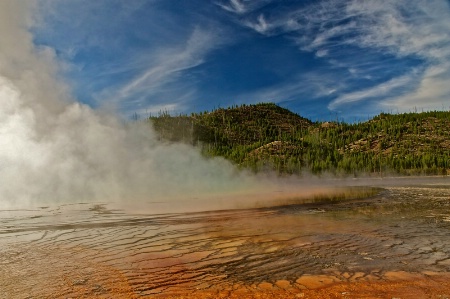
[236,0,450,113]
[381,63,450,112]
[244,14,270,34]
[232,70,344,108]
[37,0,226,117]
[216,0,246,14]
[95,27,223,116]
[216,0,272,15]
[344,1,450,59]
[343,0,450,111]
[328,74,416,110]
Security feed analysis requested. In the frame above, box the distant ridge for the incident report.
[149,103,450,176]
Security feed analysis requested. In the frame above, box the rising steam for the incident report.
[0,2,260,209]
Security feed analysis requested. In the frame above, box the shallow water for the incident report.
[1,179,450,298]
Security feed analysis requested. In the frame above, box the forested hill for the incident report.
[149,103,450,176]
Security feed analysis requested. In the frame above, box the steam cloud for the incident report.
[0,2,259,209]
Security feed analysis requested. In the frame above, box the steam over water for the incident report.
[0,1,387,215]
[0,2,261,209]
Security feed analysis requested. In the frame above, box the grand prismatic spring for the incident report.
[1,178,450,298]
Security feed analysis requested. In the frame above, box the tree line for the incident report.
[149,103,450,176]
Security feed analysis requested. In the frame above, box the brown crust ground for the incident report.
[154,273,450,299]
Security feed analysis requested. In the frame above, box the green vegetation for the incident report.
[149,103,450,176]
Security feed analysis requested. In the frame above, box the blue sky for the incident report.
[34,0,450,121]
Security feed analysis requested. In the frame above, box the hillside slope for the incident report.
[149,103,450,176]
